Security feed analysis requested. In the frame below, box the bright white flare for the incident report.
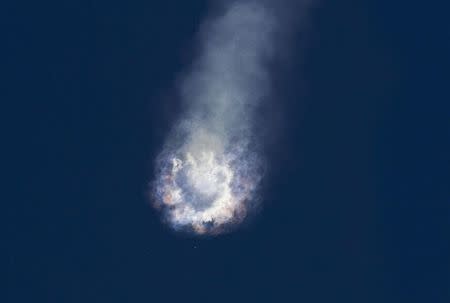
[154,130,262,234]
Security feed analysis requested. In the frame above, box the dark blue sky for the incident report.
[7,1,450,302]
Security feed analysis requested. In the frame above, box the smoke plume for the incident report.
[152,0,307,235]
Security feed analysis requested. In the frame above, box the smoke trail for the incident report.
[152,0,305,235]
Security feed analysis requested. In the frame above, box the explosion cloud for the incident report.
[152,0,304,235]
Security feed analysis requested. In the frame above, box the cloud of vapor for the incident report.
[152,0,306,235]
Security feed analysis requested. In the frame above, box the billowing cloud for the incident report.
[152,0,309,235]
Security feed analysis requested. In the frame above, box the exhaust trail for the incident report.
[152,0,308,235]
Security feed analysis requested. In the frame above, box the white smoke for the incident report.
[152,0,307,235]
